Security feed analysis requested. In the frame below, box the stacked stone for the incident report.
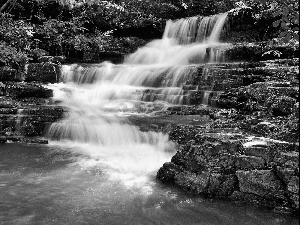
[0,56,65,143]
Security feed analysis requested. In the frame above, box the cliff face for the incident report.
[157,130,298,213]
[157,57,299,214]
[0,57,65,143]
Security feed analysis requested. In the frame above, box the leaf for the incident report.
[281,22,288,29]
[273,20,280,27]
[283,33,292,43]
[278,31,288,37]
[273,10,282,17]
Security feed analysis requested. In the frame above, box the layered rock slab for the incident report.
[157,130,299,213]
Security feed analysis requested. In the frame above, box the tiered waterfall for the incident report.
[47,12,229,180]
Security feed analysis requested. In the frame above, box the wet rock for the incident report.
[236,170,287,201]
[287,176,299,210]
[26,63,61,83]
[251,121,277,135]
[6,136,48,144]
[0,67,23,82]
[270,96,297,116]
[216,81,298,112]
[235,155,266,170]
[0,136,7,143]
[0,108,18,114]
[273,151,299,170]
[6,136,25,142]
[175,171,210,194]
[5,82,53,99]
[22,107,64,118]
[243,146,275,165]
[157,129,299,213]
[165,105,211,116]
[207,173,238,197]
[225,43,298,61]
[38,56,65,64]
[229,191,283,209]
[0,97,18,108]
[157,162,183,184]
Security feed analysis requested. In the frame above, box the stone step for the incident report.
[0,82,53,99]
[0,135,48,144]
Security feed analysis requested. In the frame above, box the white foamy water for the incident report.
[47,12,230,186]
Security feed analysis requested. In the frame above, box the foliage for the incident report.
[0,41,29,70]
[239,0,299,42]
[0,13,33,51]
[0,0,298,66]
[34,18,87,55]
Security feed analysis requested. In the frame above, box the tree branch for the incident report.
[0,0,13,13]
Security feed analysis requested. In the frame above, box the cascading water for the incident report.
[2,12,298,225]
[47,12,230,186]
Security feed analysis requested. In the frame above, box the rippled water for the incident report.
[0,143,298,225]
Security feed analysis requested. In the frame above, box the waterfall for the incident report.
[47,12,229,184]
[202,91,212,105]
[125,12,229,65]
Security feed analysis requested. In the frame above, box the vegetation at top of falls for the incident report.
[0,0,298,71]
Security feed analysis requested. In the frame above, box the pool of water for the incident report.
[0,143,298,225]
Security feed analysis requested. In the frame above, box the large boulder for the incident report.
[236,170,287,202]
[157,130,299,213]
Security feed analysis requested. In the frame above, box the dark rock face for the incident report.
[26,63,61,83]
[157,55,299,214]
[0,81,64,143]
[0,67,23,82]
[4,82,53,99]
[38,56,66,64]
[157,131,299,213]
[0,56,63,83]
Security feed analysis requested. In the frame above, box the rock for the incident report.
[251,121,277,135]
[0,67,23,82]
[157,162,183,184]
[24,138,49,144]
[174,171,210,194]
[26,63,61,83]
[5,82,53,99]
[270,96,297,116]
[236,169,287,201]
[5,136,48,144]
[0,104,64,137]
[235,155,266,170]
[0,136,7,143]
[215,81,298,112]
[230,191,282,209]
[244,146,276,165]
[225,43,298,61]
[274,151,299,168]
[82,51,99,63]
[22,107,64,118]
[0,97,18,108]
[0,108,18,114]
[6,136,25,142]
[207,173,237,197]
[287,176,299,210]
[37,56,53,63]
[38,56,65,64]
[276,167,296,184]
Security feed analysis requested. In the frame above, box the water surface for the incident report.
[0,143,298,225]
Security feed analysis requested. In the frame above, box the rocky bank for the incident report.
[0,56,65,143]
[0,42,298,215]
[157,56,299,214]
